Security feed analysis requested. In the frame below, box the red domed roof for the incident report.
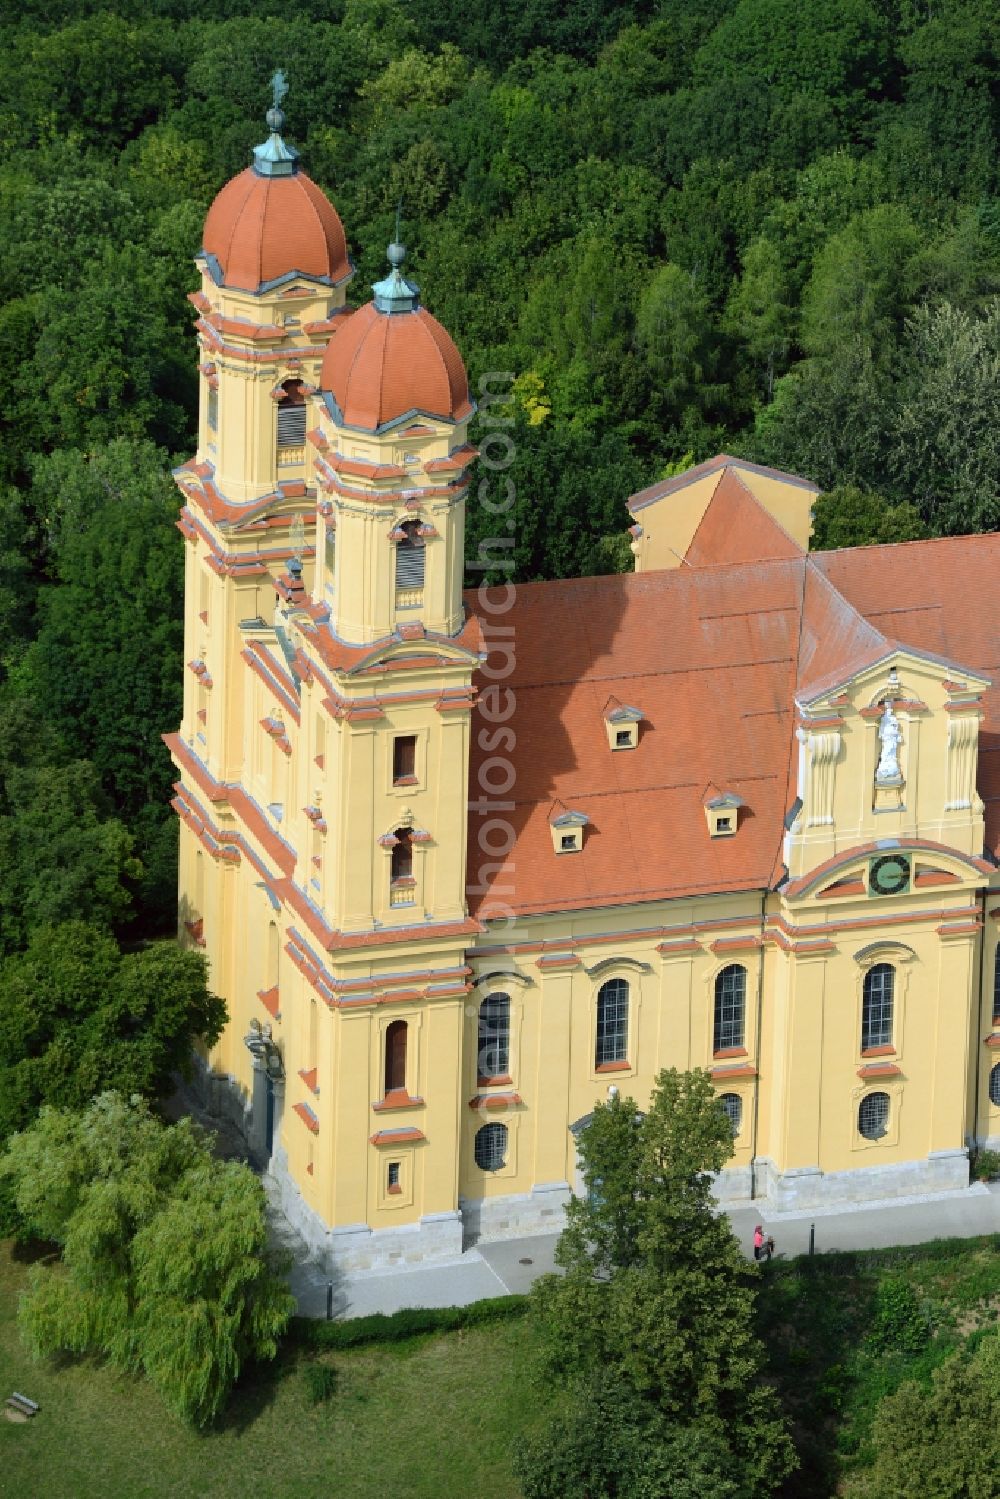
[320,302,472,431]
[201,168,351,293]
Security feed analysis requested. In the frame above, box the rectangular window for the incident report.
[324,523,336,577]
[393,735,417,784]
[207,385,218,432]
[387,1161,401,1192]
[615,729,633,748]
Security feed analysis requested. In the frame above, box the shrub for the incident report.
[291,1294,528,1351]
[305,1362,337,1404]
[866,1277,930,1355]
[972,1149,1000,1182]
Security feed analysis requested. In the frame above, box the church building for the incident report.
[167,100,1000,1272]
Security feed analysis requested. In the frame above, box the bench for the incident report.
[5,1392,39,1421]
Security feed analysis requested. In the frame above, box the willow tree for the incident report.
[1,1093,294,1427]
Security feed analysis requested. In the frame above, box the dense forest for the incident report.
[0,0,997,946]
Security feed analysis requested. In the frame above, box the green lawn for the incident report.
[3,1235,999,1499]
[0,1244,546,1499]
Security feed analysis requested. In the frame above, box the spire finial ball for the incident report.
[387,241,406,269]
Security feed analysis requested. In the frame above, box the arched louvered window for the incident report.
[858,1091,889,1140]
[993,947,1000,1025]
[478,993,511,1079]
[595,978,629,1067]
[384,1020,407,1095]
[714,965,746,1052]
[390,827,413,883]
[395,519,425,592]
[862,964,894,1051]
[474,1122,508,1172]
[276,379,307,449]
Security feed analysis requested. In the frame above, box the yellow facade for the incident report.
[169,205,1000,1277]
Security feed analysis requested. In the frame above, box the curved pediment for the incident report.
[347,635,480,676]
[473,969,534,991]
[782,839,992,904]
[584,956,653,978]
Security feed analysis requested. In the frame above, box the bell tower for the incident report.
[192,73,354,506]
[310,243,475,646]
[287,242,480,934]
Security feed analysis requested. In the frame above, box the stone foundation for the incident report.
[751,1149,970,1210]
[712,1163,754,1203]
[267,1147,465,1273]
[460,1181,571,1244]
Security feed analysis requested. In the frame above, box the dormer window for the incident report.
[704,791,744,837]
[604,699,643,751]
[550,804,588,854]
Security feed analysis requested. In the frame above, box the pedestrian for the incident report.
[764,1233,775,1262]
[753,1224,764,1261]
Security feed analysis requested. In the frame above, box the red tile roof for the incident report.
[201,168,351,293]
[684,469,804,568]
[320,302,472,431]
[465,492,1000,919]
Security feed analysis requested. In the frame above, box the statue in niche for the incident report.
[875,700,903,783]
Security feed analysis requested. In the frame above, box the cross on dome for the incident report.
[254,70,299,178]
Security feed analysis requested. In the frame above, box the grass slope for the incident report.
[0,1245,542,1499]
[759,1235,1000,1497]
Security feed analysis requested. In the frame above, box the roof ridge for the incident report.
[794,555,891,703]
[295,171,334,273]
[684,466,805,567]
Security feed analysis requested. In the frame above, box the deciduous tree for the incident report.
[0,922,226,1140]
[1,1094,293,1427]
[526,1070,796,1497]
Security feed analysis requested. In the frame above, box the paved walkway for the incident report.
[284,1182,1000,1320]
[167,1082,1000,1319]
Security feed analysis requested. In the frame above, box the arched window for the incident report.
[390,828,413,884]
[595,978,629,1067]
[862,964,894,1051]
[858,1091,889,1140]
[474,1122,508,1172]
[384,1020,407,1095]
[395,519,425,593]
[719,1093,742,1137]
[993,947,1000,1026]
[276,378,306,449]
[990,1064,1000,1109]
[478,993,511,1079]
[714,965,746,1053]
